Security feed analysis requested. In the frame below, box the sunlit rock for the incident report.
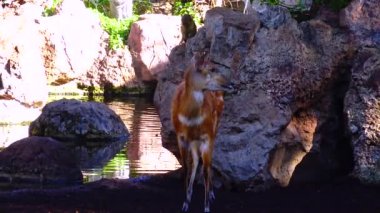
[269,111,317,186]
[344,49,380,184]
[128,14,182,82]
[82,47,139,89]
[0,15,48,123]
[41,0,105,85]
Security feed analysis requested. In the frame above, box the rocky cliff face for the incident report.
[344,49,380,184]
[155,1,379,189]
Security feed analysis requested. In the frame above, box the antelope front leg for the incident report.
[178,136,191,189]
[182,143,199,212]
[201,138,214,212]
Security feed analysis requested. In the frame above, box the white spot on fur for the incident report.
[193,91,204,104]
[179,114,205,126]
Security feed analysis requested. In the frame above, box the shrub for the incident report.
[95,10,139,49]
[133,0,153,15]
[43,0,63,16]
[84,0,111,14]
[84,0,139,49]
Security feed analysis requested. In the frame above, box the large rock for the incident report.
[41,0,106,85]
[344,49,380,184]
[0,14,48,123]
[128,14,182,82]
[340,0,380,47]
[0,136,83,186]
[29,99,129,143]
[82,47,139,89]
[155,7,355,189]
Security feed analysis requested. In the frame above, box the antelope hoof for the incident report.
[204,206,210,212]
[210,191,215,201]
[182,202,189,212]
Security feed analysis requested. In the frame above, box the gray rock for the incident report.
[344,49,380,184]
[340,0,380,47]
[155,7,355,189]
[253,3,293,29]
[29,99,129,144]
[128,14,182,82]
[0,136,83,186]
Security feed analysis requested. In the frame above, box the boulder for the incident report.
[29,99,129,143]
[0,136,83,186]
[41,0,106,85]
[340,0,380,47]
[82,47,139,89]
[155,7,355,189]
[344,49,380,184]
[128,14,182,82]
[0,14,48,123]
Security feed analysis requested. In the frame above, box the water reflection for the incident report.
[0,97,180,183]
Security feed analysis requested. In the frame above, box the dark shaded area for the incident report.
[317,64,354,177]
[0,73,3,90]
[286,0,352,22]
[0,171,379,212]
[291,60,354,184]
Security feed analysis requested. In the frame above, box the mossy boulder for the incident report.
[29,99,129,145]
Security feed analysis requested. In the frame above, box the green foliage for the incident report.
[98,11,139,49]
[102,152,128,175]
[260,0,306,10]
[260,0,280,5]
[133,0,153,15]
[42,0,63,16]
[260,0,351,11]
[84,0,139,49]
[173,0,202,25]
[84,0,110,14]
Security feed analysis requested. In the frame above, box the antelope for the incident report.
[171,53,230,212]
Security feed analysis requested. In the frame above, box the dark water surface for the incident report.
[0,97,180,183]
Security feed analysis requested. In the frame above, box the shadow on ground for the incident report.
[0,168,380,213]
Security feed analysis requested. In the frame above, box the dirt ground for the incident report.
[0,169,380,213]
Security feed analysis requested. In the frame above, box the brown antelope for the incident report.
[171,53,229,212]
